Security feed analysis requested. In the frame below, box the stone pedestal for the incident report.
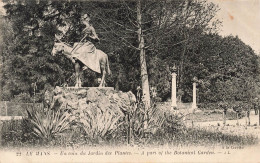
[51,86,136,115]
[49,87,136,139]
[192,82,197,109]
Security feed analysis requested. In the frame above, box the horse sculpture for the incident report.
[51,42,111,87]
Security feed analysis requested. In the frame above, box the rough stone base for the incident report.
[47,86,136,140]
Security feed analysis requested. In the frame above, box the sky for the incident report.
[212,0,260,53]
[0,0,260,53]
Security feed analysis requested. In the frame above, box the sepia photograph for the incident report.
[0,0,259,162]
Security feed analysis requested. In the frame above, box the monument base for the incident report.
[63,86,114,91]
[52,86,135,116]
[48,86,136,143]
[191,104,197,109]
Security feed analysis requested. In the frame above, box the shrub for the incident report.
[122,100,174,145]
[76,107,122,144]
[25,107,71,144]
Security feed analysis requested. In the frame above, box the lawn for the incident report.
[155,102,239,122]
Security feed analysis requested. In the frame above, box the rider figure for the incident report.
[81,14,100,44]
[73,13,99,70]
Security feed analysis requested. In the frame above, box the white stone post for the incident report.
[192,82,197,109]
[171,70,177,108]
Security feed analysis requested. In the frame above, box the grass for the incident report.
[0,119,39,148]
[1,118,258,149]
[155,127,258,147]
[143,113,259,147]
[0,101,259,149]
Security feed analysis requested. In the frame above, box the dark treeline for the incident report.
[0,0,259,106]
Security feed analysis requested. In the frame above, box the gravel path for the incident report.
[185,111,260,141]
[190,111,259,127]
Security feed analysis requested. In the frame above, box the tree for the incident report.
[2,0,258,108]
[1,0,79,101]
[182,34,259,103]
[136,0,150,106]
[0,14,15,100]
[80,0,221,105]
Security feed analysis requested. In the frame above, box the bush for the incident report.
[76,107,122,144]
[25,107,71,145]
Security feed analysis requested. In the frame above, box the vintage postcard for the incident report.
[0,0,259,162]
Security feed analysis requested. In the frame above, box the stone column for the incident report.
[5,101,8,116]
[171,67,177,108]
[192,80,197,109]
[258,108,260,126]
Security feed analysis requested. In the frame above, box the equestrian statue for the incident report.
[51,14,111,87]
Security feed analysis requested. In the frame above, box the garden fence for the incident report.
[0,101,43,117]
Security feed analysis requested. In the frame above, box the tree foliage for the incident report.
[0,0,259,108]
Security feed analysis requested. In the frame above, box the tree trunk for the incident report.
[178,32,188,89]
[137,0,150,107]
[115,54,121,91]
